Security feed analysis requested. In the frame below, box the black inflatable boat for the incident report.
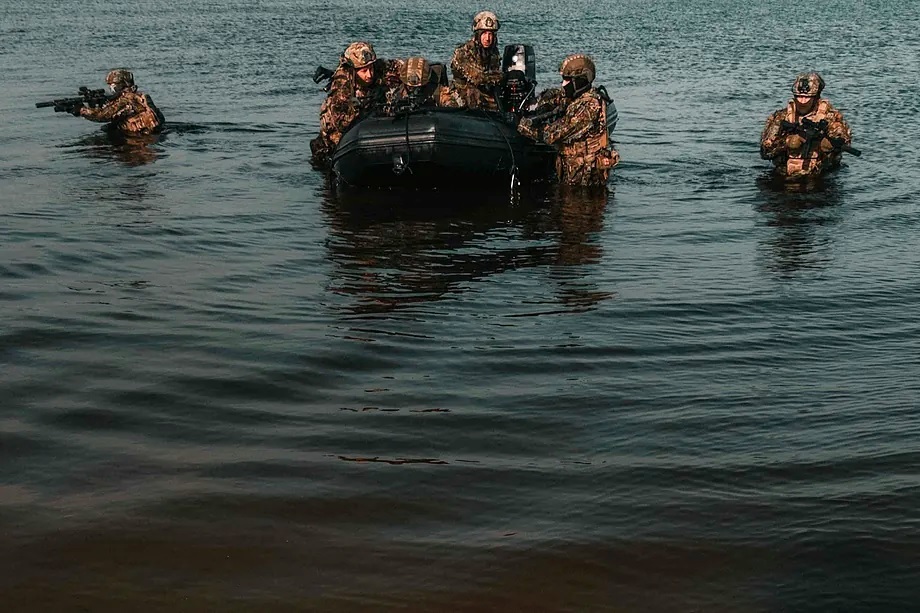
[317,43,617,189]
[331,108,557,188]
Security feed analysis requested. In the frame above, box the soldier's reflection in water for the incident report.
[754,172,843,277]
[542,185,614,310]
[321,181,614,315]
[62,127,170,210]
[69,126,162,167]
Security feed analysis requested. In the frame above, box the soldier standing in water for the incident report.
[760,72,854,179]
[518,55,619,187]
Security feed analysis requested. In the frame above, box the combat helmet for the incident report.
[400,57,432,88]
[106,68,135,93]
[343,41,377,69]
[791,72,824,97]
[472,10,500,31]
[560,55,596,84]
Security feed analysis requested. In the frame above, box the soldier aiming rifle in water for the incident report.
[37,69,164,135]
[36,86,112,115]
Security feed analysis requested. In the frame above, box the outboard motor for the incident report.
[500,44,537,113]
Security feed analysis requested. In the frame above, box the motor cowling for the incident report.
[500,44,537,113]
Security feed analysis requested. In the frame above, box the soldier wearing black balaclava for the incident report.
[518,55,619,186]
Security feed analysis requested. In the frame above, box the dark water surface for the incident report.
[3,0,920,610]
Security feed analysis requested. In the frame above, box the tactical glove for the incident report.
[784,134,805,150]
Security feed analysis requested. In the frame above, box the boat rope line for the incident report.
[483,110,518,195]
[402,110,413,175]
[518,83,536,113]
[391,110,414,176]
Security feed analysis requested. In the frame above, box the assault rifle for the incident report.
[524,85,618,131]
[527,105,565,128]
[780,117,862,159]
[390,89,429,115]
[313,66,335,92]
[35,86,112,115]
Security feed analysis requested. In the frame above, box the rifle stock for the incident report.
[313,66,335,92]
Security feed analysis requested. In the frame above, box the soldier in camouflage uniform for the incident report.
[449,11,503,110]
[518,55,619,187]
[379,57,465,115]
[78,69,164,134]
[760,72,852,179]
[310,42,401,168]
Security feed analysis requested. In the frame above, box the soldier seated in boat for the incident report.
[760,72,854,179]
[449,10,503,111]
[379,57,465,115]
[310,41,401,168]
[518,54,619,187]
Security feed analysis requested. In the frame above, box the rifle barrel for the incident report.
[35,96,84,110]
[840,143,862,157]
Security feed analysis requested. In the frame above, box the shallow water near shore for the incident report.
[2,0,920,610]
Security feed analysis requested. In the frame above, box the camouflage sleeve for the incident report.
[759,109,787,160]
[383,59,402,86]
[517,117,539,140]
[325,70,356,113]
[320,70,360,136]
[380,83,402,114]
[823,104,851,144]
[541,95,602,146]
[449,44,467,83]
[80,94,145,123]
[532,88,564,114]
[436,85,465,108]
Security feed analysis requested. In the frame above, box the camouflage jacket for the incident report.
[80,89,164,134]
[449,39,502,109]
[521,88,607,150]
[519,87,618,186]
[760,98,851,177]
[318,59,400,147]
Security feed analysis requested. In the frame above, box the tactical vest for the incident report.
[783,98,831,157]
[782,98,831,176]
[121,92,164,134]
[559,90,615,170]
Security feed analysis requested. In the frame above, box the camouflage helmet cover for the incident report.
[400,57,431,88]
[343,41,377,69]
[472,10,500,31]
[560,54,596,84]
[106,68,135,87]
[791,72,824,97]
